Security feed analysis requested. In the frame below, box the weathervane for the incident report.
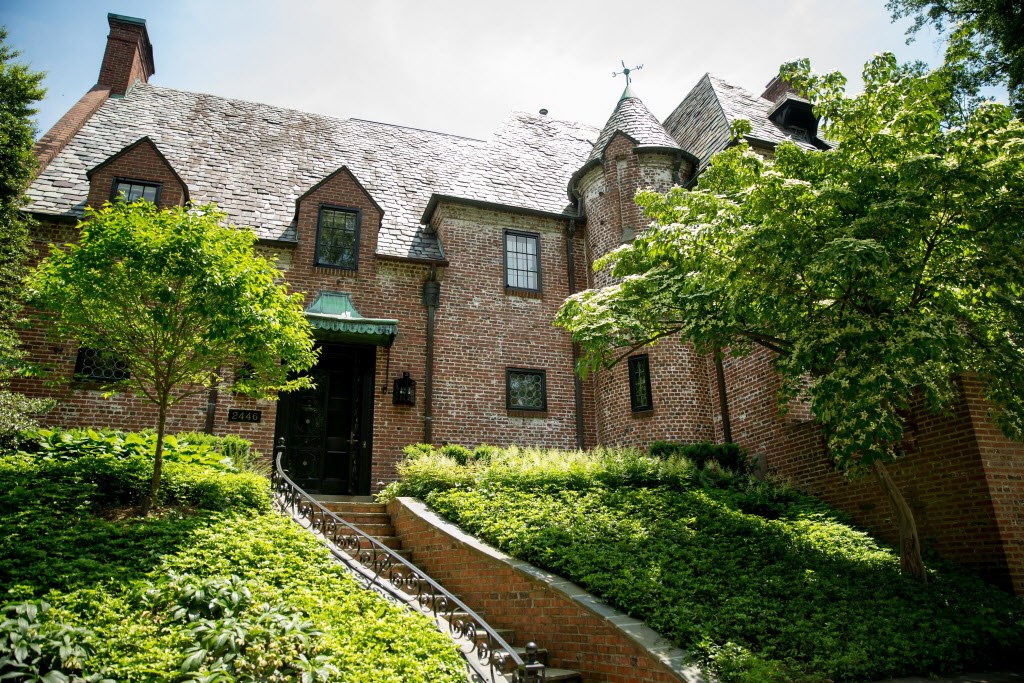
[613,60,643,86]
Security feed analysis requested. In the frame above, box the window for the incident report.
[628,354,653,412]
[506,368,547,412]
[315,206,361,270]
[74,347,129,383]
[111,178,160,203]
[504,231,540,292]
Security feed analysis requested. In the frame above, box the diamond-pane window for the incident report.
[628,354,653,412]
[112,179,160,203]
[74,347,129,383]
[506,368,547,412]
[316,206,360,270]
[505,231,540,291]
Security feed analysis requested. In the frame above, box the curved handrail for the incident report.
[271,440,546,683]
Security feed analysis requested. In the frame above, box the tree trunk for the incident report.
[873,460,927,581]
[140,401,168,517]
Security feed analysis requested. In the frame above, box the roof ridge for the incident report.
[133,82,485,142]
[348,118,485,142]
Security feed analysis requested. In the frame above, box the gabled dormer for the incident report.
[86,136,189,210]
[766,93,819,143]
[294,166,384,275]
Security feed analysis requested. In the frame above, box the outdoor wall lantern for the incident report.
[392,372,416,406]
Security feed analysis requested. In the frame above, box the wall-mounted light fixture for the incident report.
[392,371,416,406]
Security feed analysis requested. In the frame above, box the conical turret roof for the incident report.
[586,86,681,163]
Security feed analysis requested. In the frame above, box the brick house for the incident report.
[20,14,1023,595]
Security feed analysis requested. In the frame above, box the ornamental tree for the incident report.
[889,0,1024,116]
[27,201,318,515]
[0,27,49,442]
[555,53,1024,580]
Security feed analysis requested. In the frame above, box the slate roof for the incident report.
[29,84,593,261]
[443,112,599,217]
[586,86,680,164]
[663,74,818,171]
[29,75,815,258]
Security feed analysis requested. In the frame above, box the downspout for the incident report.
[565,213,586,450]
[713,348,733,443]
[422,266,440,444]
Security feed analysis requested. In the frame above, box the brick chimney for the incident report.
[761,74,797,103]
[98,13,155,96]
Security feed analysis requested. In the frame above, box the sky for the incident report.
[4,0,949,141]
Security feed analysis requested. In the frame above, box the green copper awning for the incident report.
[304,291,398,347]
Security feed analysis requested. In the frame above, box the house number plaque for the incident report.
[228,409,262,423]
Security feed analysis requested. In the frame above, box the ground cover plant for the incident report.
[382,444,1024,683]
[0,430,464,682]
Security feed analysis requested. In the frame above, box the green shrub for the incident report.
[438,443,473,465]
[649,440,748,471]
[174,431,264,474]
[0,601,109,683]
[25,428,238,472]
[0,439,464,682]
[388,444,1024,683]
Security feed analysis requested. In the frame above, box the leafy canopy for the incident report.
[27,201,317,406]
[889,0,1024,116]
[556,53,1024,470]
[0,27,48,440]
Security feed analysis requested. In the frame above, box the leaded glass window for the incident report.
[628,354,653,412]
[506,368,547,411]
[315,206,361,270]
[74,347,129,383]
[112,179,160,203]
[505,231,540,291]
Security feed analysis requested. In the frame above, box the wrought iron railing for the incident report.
[271,439,545,683]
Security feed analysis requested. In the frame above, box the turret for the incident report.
[569,86,693,286]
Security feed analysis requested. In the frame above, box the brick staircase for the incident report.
[321,499,583,682]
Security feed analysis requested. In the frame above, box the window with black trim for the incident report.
[504,231,540,292]
[628,354,653,412]
[315,206,361,270]
[506,368,547,412]
[74,347,129,383]
[111,178,160,204]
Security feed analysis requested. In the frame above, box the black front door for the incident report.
[276,343,375,494]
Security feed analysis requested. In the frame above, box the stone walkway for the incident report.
[878,673,1021,683]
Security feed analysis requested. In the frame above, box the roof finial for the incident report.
[612,60,643,86]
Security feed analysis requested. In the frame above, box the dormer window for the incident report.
[767,94,819,142]
[315,205,361,271]
[111,178,160,203]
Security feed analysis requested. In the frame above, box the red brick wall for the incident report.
[388,498,689,683]
[34,87,111,173]
[429,203,582,450]
[86,139,187,210]
[577,132,714,448]
[716,349,1021,592]
[98,19,152,96]
[962,375,1024,595]
[592,340,716,447]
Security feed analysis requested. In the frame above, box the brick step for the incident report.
[322,501,386,514]
[311,504,583,682]
[345,522,394,536]
[475,628,515,647]
[331,511,392,526]
[512,646,548,665]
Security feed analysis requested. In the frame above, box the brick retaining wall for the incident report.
[388,497,704,683]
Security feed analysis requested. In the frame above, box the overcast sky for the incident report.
[6,0,947,141]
